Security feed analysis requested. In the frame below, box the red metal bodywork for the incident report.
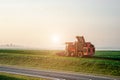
[65,36,95,57]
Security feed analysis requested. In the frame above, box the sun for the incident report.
[51,35,60,43]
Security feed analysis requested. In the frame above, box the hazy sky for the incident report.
[0,0,120,49]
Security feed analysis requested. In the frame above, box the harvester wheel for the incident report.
[66,52,71,57]
[78,52,84,57]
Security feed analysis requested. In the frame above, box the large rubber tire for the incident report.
[78,52,84,57]
[66,52,71,57]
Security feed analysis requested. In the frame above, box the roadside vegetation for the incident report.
[0,49,120,76]
[0,72,48,80]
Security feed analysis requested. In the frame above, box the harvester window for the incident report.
[83,49,87,53]
[88,48,90,53]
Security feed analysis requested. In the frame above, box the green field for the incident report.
[0,49,120,76]
[94,51,120,60]
[0,72,48,80]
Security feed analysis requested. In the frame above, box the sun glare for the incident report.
[51,35,60,43]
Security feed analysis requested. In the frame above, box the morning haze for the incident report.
[0,0,120,50]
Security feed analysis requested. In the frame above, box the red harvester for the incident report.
[57,36,95,57]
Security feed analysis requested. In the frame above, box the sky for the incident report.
[0,0,120,50]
